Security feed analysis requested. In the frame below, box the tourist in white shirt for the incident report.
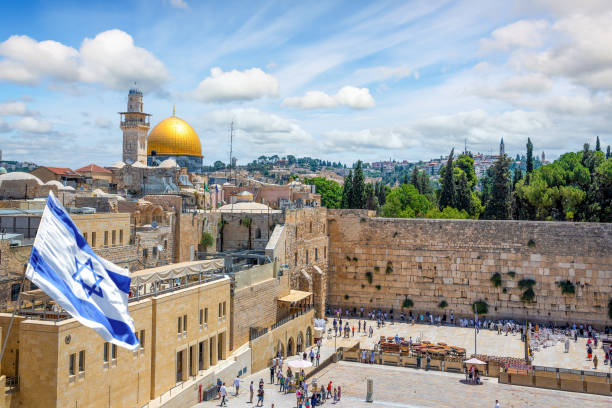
[234,375,240,396]
[219,383,227,406]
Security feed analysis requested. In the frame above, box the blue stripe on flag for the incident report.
[45,195,130,294]
[30,246,138,346]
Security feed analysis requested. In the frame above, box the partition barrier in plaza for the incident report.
[340,348,611,396]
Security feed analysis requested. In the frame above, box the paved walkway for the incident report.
[193,361,611,407]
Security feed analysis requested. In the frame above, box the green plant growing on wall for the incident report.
[200,231,214,249]
[385,261,393,274]
[438,300,448,309]
[557,280,576,295]
[344,294,350,300]
[402,297,414,309]
[507,271,516,278]
[472,300,488,315]
[361,284,365,289]
[502,288,507,294]
[374,266,380,272]
[490,272,502,288]
[352,256,358,261]
[521,288,535,302]
[365,271,373,284]
[375,284,381,290]
[346,256,351,261]
[527,239,536,248]
[518,278,536,290]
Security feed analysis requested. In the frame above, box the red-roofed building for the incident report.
[75,164,113,182]
[30,166,84,186]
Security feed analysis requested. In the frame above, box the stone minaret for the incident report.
[120,88,151,165]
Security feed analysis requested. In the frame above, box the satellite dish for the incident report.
[157,244,163,252]
[151,221,158,228]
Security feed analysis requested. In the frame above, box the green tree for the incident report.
[350,160,366,209]
[365,183,379,210]
[380,184,433,218]
[455,154,477,188]
[596,136,601,152]
[213,160,226,170]
[340,170,353,209]
[424,206,469,219]
[304,177,343,209]
[287,155,296,165]
[455,172,473,214]
[410,166,418,187]
[607,145,611,159]
[439,148,456,209]
[526,138,534,174]
[484,155,512,219]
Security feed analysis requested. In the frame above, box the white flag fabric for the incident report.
[25,192,138,350]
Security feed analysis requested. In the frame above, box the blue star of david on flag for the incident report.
[73,257,104,298]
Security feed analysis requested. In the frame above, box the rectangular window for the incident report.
[10,283,21,301]
[183,315,187,332]
[69,353,76,376]
[306,250,309,264]
[92,232,97,247]
[103,342,109,362]
[294,252,298,266]
[218,303,222,317]
[104,231,108,246]
[83,232,88,244]
[143,248,148,258]
[78,350,85,372]
[111,344,117,360]
[164,239,168,249]
[199,309,203,325]
[112,230,116,246]
[177,316,182,334]
[152,246,158,256]
[324,246,327,259]
[205,308,208,323]
[140,330,145,349]
[119,230,124,245]
[222,302,226,317]
[315,248,318,260]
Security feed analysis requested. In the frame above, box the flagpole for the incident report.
[0,274,28,363]
[474,304,477,356]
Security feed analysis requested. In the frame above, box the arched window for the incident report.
[306,327,312,347]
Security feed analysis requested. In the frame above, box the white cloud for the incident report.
[191,67,279,103]
[352,65,413,83]
[11,117,52,133]
[480,20,549,52]
[321,128,415,152]
[94,117,113,129]
[0,119,10,133]
[0,30,169,90]
[0,101,28,116]
[169,0,188,9]
[283,86,375,110]
[204,108,313,145]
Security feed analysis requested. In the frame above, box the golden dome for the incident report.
[147,115,202,157]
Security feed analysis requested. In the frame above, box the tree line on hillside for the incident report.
[306,137,612,222]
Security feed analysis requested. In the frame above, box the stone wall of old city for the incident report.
[221,212,285,252]
[327,210,612,327]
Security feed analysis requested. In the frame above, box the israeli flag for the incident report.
[26,192,139,350]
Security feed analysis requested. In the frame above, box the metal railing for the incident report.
[249,326,269,341]
[271,306,313,331]
[5,376,18,393]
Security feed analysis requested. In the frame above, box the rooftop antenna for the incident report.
[464,138,467,154]
[172,104,175,117]
[229,120,234,184]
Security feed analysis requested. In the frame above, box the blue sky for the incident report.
[0,0,611,168]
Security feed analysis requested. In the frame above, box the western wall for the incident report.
[326,210,612,327]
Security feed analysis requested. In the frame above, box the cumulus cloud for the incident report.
[283,86,375,109]
[11,117,52,133]
[191,68,279,103]
[321,128,416,152]
[0,119,10,133]
[94,117,113,129]
[0,101,28,116]
[480,20,549,52]
[0,30,169,90]
[204,108,313,145]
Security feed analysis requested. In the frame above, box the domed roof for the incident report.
[147,115,202,158]
[0,172,43,184]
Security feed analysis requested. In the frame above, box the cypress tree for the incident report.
[607,145,611,159]
[595,136,601,152]
[439,148,456,209]
[350,161,366,209]
[403,173,409,186]
[484,156,512,220]
[526,138,534,174]
[455,172,472,214]
[410,166,418,189]
[341,170,353,209]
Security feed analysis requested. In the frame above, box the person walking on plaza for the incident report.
[234,375,240,396]
[219,382,227,406]
[495,400,500,408]
[256,387,264,407]
[309,348,315,364]
[249,380,254,403]
[369,326,373,338]
[593,354,598,369]
[327,381,332,398]
[316,351,320,366]
[270,364,275,383]
[370,350,375,364]
[362,349,367,363]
